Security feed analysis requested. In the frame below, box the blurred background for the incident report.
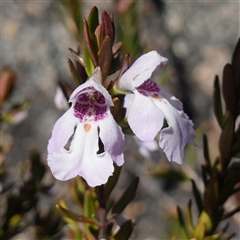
[1,0,240,239]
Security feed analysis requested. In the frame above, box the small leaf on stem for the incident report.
[112,177,139,214]
[112,219,133,240]
[191,179,203,214]
[213,76,224,128]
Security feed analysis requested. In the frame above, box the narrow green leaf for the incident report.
[70,177,86,208]
[193,221,205,240]
[219,112,234,161]
[231,38,240,91]
[112,220,133,240]
[83,43,94,76]
[112,177,139,214]
[201,165,208,186]
[87,6,99,35]
[219,162,240,204]
[104,165,121,202]
[222,64,236,116]
[203,134,211,175]
[204,171,219,210]
[84,190,98,239]
[232,124,240,157]
[84,190,97,219]
[191,179,203,214]
[56,204,98,225]
[213,76,224,128]
[86,7,99,63]
[177,206,190,238]
[186,200,194,232]
[199,211,212,232]
[66,58,81,85]
[83,19,98,67]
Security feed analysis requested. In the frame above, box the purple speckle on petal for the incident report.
[94,105,107,121]
[73,88,107,122]
[137,79,160,96]
[74,101,89,120]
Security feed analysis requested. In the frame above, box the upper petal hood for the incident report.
[69,78,114,107]
[118,51,168,91]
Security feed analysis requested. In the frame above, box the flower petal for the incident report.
[69,78,113,107]
[127,90,164,141]
[123,93,134,117]
[98,110,125,166]
[153,89,195,164]
[48,123,114,186]
[47,123,84,181]
[157,87,183,111]
[77,124,114,187]
[118,51,168,91]
[47,108,78,154]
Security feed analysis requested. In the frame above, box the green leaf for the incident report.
[66,58,81,85]
[84,190,97,219]
[83,19,98,67]
[112,219,133,240]
[203,134,211,175]
[231,38,240,92]
[104,165,121,202]
[83,43,95,76]
[213,76,224,128]
[204,171,219,211]
[186,200,194,232]
[222,64,236,116]
[232,124,240,157]
[219,162,240,204]
[87,6,99,35]
[70,177,86,208]
[112,177,139,214]
[177,206,190,238]
[219,112,234,161]
[199,211,212,232]
[193,221,205,240]
[191,179,203,214]
[56,203,98,225]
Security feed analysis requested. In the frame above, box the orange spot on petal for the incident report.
[152,94,161,100]
[152,94,166,104]
[84,123,91,132]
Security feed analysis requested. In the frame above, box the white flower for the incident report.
[119,51,195,164]
[48,69,124,187]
